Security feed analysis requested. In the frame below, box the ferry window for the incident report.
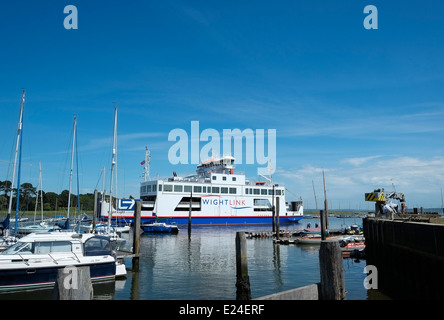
[194,186,202,193]
[212,187,219,193]
[222,176,227,181]
[147,185,152,192]
[203,186,206,193]
[261,189,267,195]
[184,185,192,193]
[253,189,260,195]
[140,186,145,193]
[232,177,236,181]
[245,188,249,194]
[229,188,237,194]
[276,190,282,196]
[221,187,228,194]
[269,189,274,195]
[159,184,162,191]
[174,185,183,192]
[207,187,212,193]
[153,184,157,192]
[212,176,216,181]
[164,185,173,192]
[254,199,271,207]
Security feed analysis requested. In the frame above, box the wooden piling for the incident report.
[276,197,280,240]
[53,266,93,300]
[319,210,327,240]
[236,231,251,300]
[319,240,345,300]
[188,191,192,234]
[132,200,141,271]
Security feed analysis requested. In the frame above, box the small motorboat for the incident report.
[0,232,125,292]
[296,235,345,245]
[142,222,179,234]
[340,236,366,258]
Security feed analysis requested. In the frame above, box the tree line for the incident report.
[0,180,99,213]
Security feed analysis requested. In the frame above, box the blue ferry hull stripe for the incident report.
[113,215,303,226]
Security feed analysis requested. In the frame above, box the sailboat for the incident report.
[16,116,81,234]
[91,107,126,250]
[0,91,25,250]
[15,161,60,234]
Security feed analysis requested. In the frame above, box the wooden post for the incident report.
[188,191,192,234]
[53,266,93,300]
[236,231,251,300]
[319,240,345,300]
[276,196,280,240]
[319,210,326,240]
[93,189,98,229]
[132,200,141,271]
[272,185,275,233]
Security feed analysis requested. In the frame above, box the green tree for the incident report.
[44,192,58,211]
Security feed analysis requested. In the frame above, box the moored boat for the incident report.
[103,154,304,226]
[142,222,179,234]
[296,235,346,245]
[0,232,125,292]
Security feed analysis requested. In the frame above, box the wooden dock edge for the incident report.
[255,283,320,300]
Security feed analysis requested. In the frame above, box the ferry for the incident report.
[102,155,303,226]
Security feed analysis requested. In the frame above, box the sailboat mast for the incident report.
[14,91,25,236]
[323,170,329,229]
[39,161,43,221]
[67,115,77,219]
[7,90,25,217]
[108,107,117,231]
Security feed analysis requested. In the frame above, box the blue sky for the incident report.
[1,0,444,209]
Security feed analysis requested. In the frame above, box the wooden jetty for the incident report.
[364,217,444,299]
[237,231,346,300]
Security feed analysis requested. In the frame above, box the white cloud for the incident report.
[340,155,382,167]
[276,156,444,209]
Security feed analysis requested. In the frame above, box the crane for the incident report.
[365,188,406,217]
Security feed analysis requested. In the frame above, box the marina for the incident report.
[0,216,375,300]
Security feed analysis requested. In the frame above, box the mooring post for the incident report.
[53,266,93,300]
[319,239,345,300]
[188,191,192,234]
[276,197,280,240]
[236,231,251,300]
[132,200,141,271]
[320,210,327,240]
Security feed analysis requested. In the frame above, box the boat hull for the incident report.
[142,224,179,233]
[136,214,303,226]
[0,262,116,292]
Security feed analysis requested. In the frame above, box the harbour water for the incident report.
[0,216,381,300]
